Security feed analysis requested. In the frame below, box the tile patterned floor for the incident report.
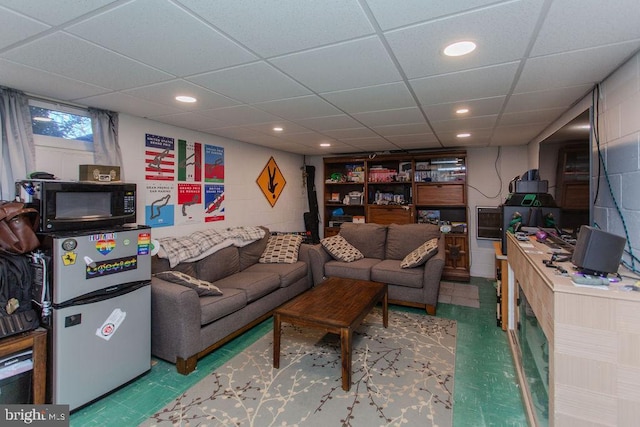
[439,281,480,308]
[69,277,527,426]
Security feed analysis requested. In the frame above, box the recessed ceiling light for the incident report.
[273,127,284,132]
[457,133,471,138]
[320,143,331,147]
[443,41,476,57]
[33,116,53,122]
[456,108,469,114]
[175,95,197,103]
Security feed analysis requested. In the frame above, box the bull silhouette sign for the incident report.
[256,156,286,207]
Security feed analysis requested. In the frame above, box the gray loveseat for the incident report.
[307,223,445,315]
[150,227,313,374]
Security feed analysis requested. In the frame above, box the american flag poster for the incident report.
[145,133,175,181]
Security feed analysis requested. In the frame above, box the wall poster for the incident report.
[144,133,175,181]
[145,182,175,227]
[204,145,224,183]
[204,184,225,222]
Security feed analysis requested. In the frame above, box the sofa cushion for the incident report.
[324,258,381,281]
[321,234,364,262]
[213,272,280,303]
[200,288,247,325]
[151,256,197,277]
[400,238,439,268]
[339,223,387,259]
[371,260,424,288]
[259,234,303,264]
[385,223,441,260]
[244,261,307,288]
[153,271,223,296]
[195,246,240,283]
[238,226,270,270]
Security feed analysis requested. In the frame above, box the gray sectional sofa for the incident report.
[307,223,445,315]
[150,227,313,374]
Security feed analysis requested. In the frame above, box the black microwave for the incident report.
[15,180,137,232]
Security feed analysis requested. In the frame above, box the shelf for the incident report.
[323,151,469,281]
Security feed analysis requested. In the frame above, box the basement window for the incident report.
[29,100,93,149]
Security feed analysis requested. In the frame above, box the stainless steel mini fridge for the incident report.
[36,225,152,410]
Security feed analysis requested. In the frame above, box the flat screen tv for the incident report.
[571,225,626,276]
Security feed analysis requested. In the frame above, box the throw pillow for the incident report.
[153,271,223,296]
[321,234,364,262]
[400,238,439,268]
[259,234,303,264]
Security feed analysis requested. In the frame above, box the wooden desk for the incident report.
[0,329,47,404]
[493,241,509,330]
[506,233,640,427]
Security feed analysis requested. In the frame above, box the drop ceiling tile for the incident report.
[516,42,640,93]
[373,123,433,137]
[198,105,281,127]
[438,129,493,147]
[67,0,257,76]
[0,58,109,101]
[76,92,182,117]
[199,125,265,142]
[323,127,379,139]
[423,96,505,122]
[322,82,416,113]
[506,84,593,113]
[410,62,519,106]
[0,8,49,49]
[0,0,117,25]
[430,115,497,133]
[152,112,226,132]
[352,107,425,128]
[394,140,443,150]
[123,80,239,111]
[1,32,172,90]
[271,37,403,93]
[532,0,640,56]
[385,133,438,145]
[252,95,343,120]
[365,0,500,30]
[490,123,546,146]
[243,121,310,136]
[385,0,544,79]
[499,108,566,127]
[187,62,311,103]
[296,114,363,132]
[183,0,374,57]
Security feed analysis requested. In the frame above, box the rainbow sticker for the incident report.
[96,239,116,255]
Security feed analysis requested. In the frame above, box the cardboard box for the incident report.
[79,165,121,182]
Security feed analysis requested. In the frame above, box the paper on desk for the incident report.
[518,242,534,248]
[571,281,610,290]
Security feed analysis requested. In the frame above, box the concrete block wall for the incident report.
[595,51,640,273]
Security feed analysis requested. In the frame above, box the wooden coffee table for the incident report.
[273,277,388,391]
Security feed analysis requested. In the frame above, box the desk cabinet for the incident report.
[506,234,640,426]
[0,329,47,404]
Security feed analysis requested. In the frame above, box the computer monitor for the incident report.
[571,226,626,276]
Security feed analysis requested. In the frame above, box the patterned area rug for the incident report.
[141,308,456,427]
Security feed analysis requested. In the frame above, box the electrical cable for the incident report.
[592,83,638,274]
[466,146,503,199]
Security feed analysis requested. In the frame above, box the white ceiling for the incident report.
[1,0,639,156]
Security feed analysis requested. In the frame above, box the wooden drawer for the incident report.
[415,183,466,206]
[560,182,589,209]
[367,205,414,225]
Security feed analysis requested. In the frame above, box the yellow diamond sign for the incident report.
[257,156,286,207]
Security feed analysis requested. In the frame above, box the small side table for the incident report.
[493,242,508,331]
[0,328,47,403]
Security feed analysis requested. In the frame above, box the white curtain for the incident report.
[89,108,124,180]
[0,87,35,200]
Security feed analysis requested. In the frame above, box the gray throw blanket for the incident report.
[157,226,266,267]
